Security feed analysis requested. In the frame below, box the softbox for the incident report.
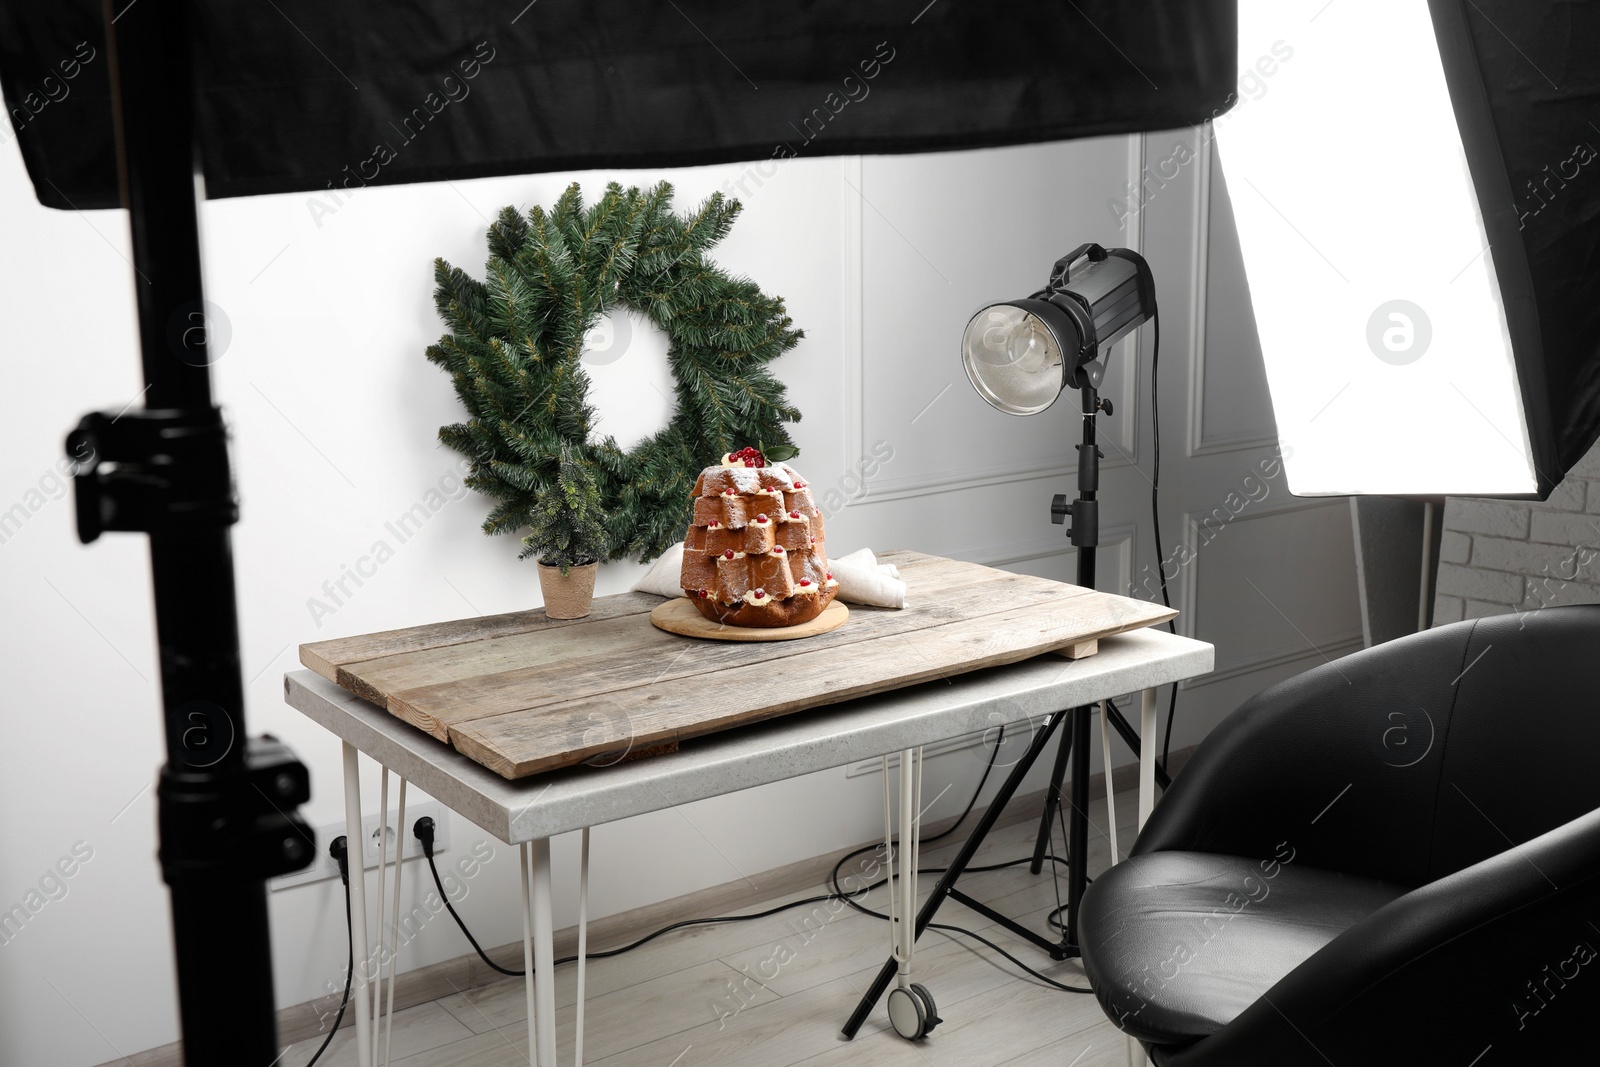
[1,0,1235,209]
[1216,0,1600,497]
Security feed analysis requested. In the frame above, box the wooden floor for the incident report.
[277,787,1141,1067]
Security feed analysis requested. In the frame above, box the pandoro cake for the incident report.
[679,446,838,627]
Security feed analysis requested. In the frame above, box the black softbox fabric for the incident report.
[1439,2,1600,481]
[0,1,1236,209]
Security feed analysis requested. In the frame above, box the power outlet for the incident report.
[271,801,450,891]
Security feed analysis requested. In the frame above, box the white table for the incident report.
[284,625,1212,1066]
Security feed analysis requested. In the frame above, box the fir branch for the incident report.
[487,205,530,262]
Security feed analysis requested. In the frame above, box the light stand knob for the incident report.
[1050,494,1070,524]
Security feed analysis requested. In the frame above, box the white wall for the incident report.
[0,124,1358,1064]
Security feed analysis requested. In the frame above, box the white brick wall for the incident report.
[1433,438,1600,625]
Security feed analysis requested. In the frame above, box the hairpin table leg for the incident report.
[574,826,591,1067]
[380,778,407,1067]
[1124,687,1161,1067]
[342,742,373,1067]
[1139,688,1158,830]
[520,842,538,1067]
[519,839,557,1066]
[885,748,937,1040]
[373,767,389,1065]
[532,839,557,1066]
[1100,700,1121,865]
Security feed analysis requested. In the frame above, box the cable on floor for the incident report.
[418,726,1097,995]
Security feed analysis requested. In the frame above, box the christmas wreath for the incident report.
[427,182,804,563]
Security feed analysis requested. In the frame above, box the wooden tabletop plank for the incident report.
[296,550,1180,780]
[346,552,1009,713]
[449,589,1177,778]
[299,591,663,682]
[300,549,942,682]
[383,565,1094,740]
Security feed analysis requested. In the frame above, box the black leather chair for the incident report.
[1079,606,1600,1064]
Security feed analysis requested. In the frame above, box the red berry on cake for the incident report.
[789,510,800,519]
[773,546,784,554]
[755,513,768,524]
[723,549,735,559]
[799,578,812,587]
[722,447,765,468]
[794,481,807,489]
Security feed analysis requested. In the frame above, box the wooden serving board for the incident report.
[300,551,1177,780]
[649,598,849,641]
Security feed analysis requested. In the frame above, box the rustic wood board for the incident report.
[299,551,1177,779]
[649,598,849,641]
[324,554,1037,737]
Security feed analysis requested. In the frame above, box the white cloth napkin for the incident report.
[829,548,907,609]
[632,543,907,609]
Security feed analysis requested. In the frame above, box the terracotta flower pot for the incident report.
[537,561,598,619]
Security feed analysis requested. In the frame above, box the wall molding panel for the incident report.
[842,155,866,480]
[1177,496,1362,687]
[856,450,1136,506]
[1187,634,1365,690]
[1186,130,1279,458]
[966,522,1135,594]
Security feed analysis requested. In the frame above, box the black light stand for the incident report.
[842,383,1163,1038]
[67,1,313,1062]
[1030,384,1172,873]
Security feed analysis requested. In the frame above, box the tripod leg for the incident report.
[1064,704,1093,951]
[1029,719,1076,874]
[842,711,1065,1039]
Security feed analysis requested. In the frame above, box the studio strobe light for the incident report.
[961,243,1156,415]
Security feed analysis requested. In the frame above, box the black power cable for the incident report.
[1147,309,1181,778]
[409,729,1100,998]
[415,727,1095,994]
[304,836,355,1067]
[418,819,867,978]
[419,828,862,978]
[415,817,523,978]
[412,731,1008,979]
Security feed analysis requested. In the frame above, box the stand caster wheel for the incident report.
[888,982,941,1039]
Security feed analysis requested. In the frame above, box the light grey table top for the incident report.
[284,626,1213,844]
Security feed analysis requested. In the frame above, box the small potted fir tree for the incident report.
[523,445,607,619]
